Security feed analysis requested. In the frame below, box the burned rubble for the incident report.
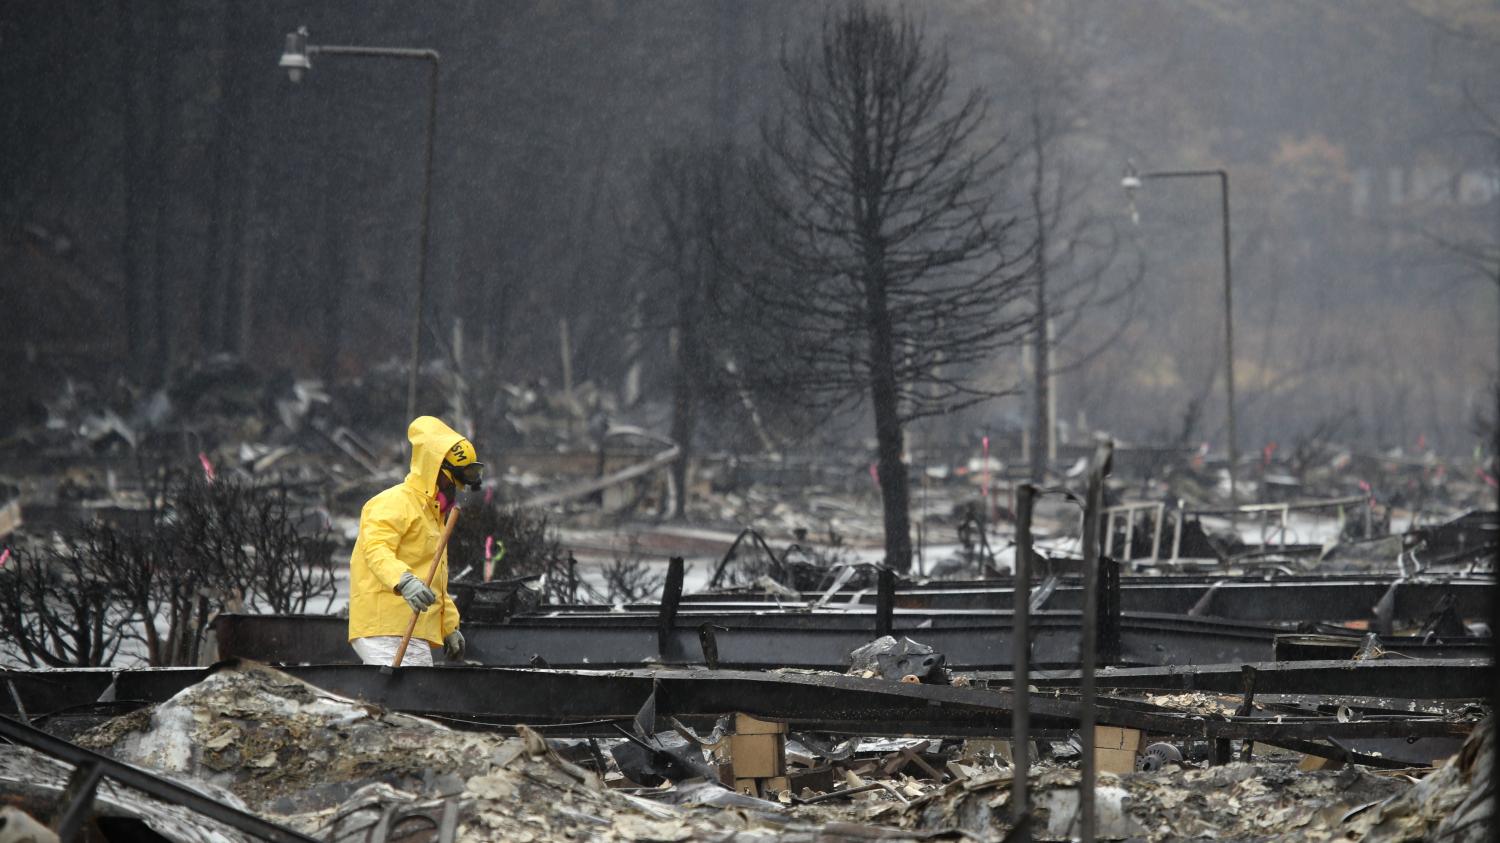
[0,358,1496,841]
[2,659,1492,842]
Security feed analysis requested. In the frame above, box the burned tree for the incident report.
[0,539,128,668]
[1,470,335,668]
[113,471,337,666]
[749,7,1030,571]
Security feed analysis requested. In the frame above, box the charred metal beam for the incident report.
[602,576,1494,624]
[0,663,1482,747]
[55,760,105,842]
[1273,633,1486,661]
[213,610,1484,670]
[1259,736,1423,770]
[990,657,1492,699]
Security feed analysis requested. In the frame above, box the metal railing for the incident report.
[1102,495,1371,566]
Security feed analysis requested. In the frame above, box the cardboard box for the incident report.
[764,775,790,795]
[715,761,735,787]
[1298,754,1345,772]
[1096,747,1140,775]
[733,777,761,797]
[1095,726,1143,752]
[735,713,789,735]
[729,733,786,778]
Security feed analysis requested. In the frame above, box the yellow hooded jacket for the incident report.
[347,416,464,647]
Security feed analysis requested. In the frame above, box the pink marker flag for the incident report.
[198,452,216,482]
[0,547,10,569]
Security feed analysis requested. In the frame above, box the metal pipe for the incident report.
[658,557,685,658]
[1012,483,1036,842]
[876,566,895,639]
[1078,436,1112,843]
[1219,171,1236,508]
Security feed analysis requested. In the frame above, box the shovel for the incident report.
[383,505,462,674]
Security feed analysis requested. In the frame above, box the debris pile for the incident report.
[68,663,930,841]
[1,662,1474,841]
[0,358,1495,843]
[1348,716,1494,843]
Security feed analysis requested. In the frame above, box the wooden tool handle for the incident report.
[390,505,462,670]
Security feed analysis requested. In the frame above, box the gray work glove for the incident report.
[397,572,436,613]
[443,630,466,660]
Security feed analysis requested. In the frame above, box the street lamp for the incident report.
[1123,160,1239,505]
[279,26,441,424]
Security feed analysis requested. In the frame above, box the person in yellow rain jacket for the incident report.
[347,416,483,666]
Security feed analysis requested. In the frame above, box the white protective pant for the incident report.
[351,635,434,667]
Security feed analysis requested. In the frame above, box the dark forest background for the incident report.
[2,0,1497,460]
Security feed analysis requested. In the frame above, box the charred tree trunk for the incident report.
[856,81,911,570]
[852,45,912,572]
[867,299,913,571]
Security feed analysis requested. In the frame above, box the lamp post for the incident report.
[280,27,440,424]
[1123,162,1238,505]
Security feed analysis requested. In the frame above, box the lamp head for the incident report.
[280,26,312,82]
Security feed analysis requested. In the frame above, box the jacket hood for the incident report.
[404,416,467,499]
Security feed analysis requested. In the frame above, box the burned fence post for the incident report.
[658,557,685,659]
[876,566,896,639]
[1098,555,1122,666]
[1237,664,1258,762]
[697,623,725,670]
[1012,483,1037,842]
[1079,435,1113,843]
